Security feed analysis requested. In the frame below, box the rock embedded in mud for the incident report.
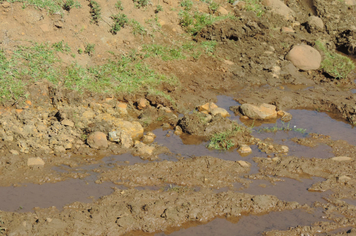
[111,120,144,141]
[262,0,295,20]
[331,156,353,161]
[137,98,148,110]
[61,119,74,127]
[198,102,218,113]
[217,6,228,15]
[134,141,155,157]
[240,103,277,120]
[306,16,324,33]
[238,144,252,154]
[27,157,45,167]
[174,126,183,135]
[142,132,156,144]
[286,45,321,71]
[237,160,251,168]
[87,131,108,150]
[108,130,133,149]
[210,107,230,118]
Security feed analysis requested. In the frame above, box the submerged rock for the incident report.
[240,103,277,120]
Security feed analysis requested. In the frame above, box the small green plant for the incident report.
[78,48,83,54]
[155,4,163,13]
[133,0,149,8]
[245,0,264,17]
[228,0,234,3]
[111,13,129,34]
[207,124,243,150]
[180,0,193,10]
[315,40,355,79]
[63,0,81,11]
[115,0,123,10]
[142,44,186,61]
[89,0,101,24]
[84,43,95,56]
[209,1,220,13]
[130,19,146,35]
[52,40,71,52]
[257,122,307,134]
[201,40,217,53]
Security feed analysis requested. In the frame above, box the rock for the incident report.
[87,131,108,149]
[281,26,295,33]
[111,120,144,141]
[198,102,218,113]
[306,16,324,33]
[82,110,95,120]
[345,0,356,6]
[224,60,234,65]
[64,143,73,150]
[331,156,352,161]
[61,119,74,127]
[280,145,289,153]
[142,132,156,143]
[262,0,295,20]
[285,44,321,71]
[240,103,277,120]
[27,157,45,167]
[238,144,252,154]
[54,146,66,153]
[137,98,148,110]
[1,1,10,8]
[237,160,250,168]
[108,130,133,148]
[174,126,183,135]
[211,107,230,118]
[135,142,155,156]
[280,111,292,122]
[10,150,19,155]
[217,6,228,15]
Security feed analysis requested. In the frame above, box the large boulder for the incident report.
[262,0,295,20]
[240,103,277,120]
[286,45,321,70]
[87,131,108,149]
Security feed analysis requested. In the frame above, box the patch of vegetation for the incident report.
[179,10,232,35]
[315,40,355,79]
[52,40,71,52]
[180,0,193,10]
[130,19,146,35]
[257,122,307,134]
[115,0,123,10]
[133,0,149,8]
[0,216,5,234]
[110,13,129,34]
[84,43,95,56]
[88,0,101,24]
[7,0,63,13]
[142,44,186,61]
[63,0,81,11]
[155,4,163,13]
[209,1,219,14]
[245,0,264,17]
[207,124,244,151]
[0,43,179,103]
[201,40,217,53]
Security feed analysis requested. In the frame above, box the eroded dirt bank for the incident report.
[1,0,356,235]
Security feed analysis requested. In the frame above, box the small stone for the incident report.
[240,103,277,120]
[109,130,133,148]
[46,218,52,223]
[331,156,352,161]
[27,157,45,167]
[217,6,228,15]
[135,142,155,156]
[238,144,252,154]
[306,16,324,32]
[61,119,74,127]
[338,175,351,181]
[2,1,10,8]
[198,102,218,113]
[87,131,108,149]
[10,150,19,155]
[277,110,285,116]
[237,160,250,168]
[137,98,148,110]
[54,146,66,153]
[281,112,292,122]
[54,21,64,28]
[211,107,230,118]
[281,26,295,33]
[174,126,183,135]
[272,157,280,162]
[64,143,73,150]
[262,0,295,20]
[224,60,234,65]
[268,145,274,150]
[280,145,289,153]
[142,132,156,143]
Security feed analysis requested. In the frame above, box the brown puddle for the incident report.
[0,177,116,212]
[239,178,329,206]
[150,209,326,236]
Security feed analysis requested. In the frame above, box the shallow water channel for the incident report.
[1,95,356,235]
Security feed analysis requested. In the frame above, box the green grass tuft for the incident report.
[315,40,355,79]
[208,124,244,151]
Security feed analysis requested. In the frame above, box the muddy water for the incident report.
[0,177,116,212]
[153,209,325,236]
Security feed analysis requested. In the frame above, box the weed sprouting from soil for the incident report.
[88,0,101,24]
[208,123,245,151]
[155,4,163,13]
[115,0,123,10]
[133,0,150,8]
[52,40,71,52]
[181,0,193,10]
[63,0,81,11]
[130,19,147,35]
[244,0,264,17]
[315,40,355,79]
[84,43,95,56]
[208,1,219,14]
[110,13,129,34]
